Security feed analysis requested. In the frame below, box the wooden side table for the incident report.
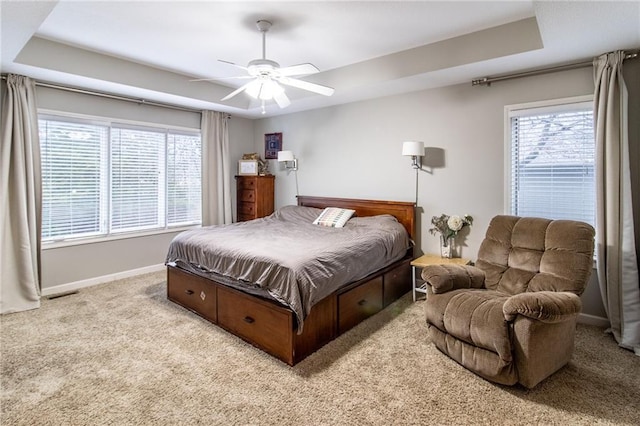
[411,254,471,301]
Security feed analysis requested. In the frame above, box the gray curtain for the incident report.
[594,51,640,355]
[0,75,42,313]
[201,110,233,225]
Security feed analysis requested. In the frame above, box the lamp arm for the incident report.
[284,158,298,171]
[412,155,422,169]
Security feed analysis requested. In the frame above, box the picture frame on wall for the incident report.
[238,160,259,176]
[264,132,282,160]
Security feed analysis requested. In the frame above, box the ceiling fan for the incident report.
[197,20,335,113]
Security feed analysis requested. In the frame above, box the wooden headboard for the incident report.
[297,196,416,240]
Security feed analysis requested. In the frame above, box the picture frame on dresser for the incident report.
[238,160,259,176]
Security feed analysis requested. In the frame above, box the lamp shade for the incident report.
[402,141,424,157]
[277,150,294,162]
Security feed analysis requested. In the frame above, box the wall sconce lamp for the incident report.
[402,141,425,169]
[402,140,425,206]
[277,150,298,171]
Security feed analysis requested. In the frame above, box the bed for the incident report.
[166,196,415,365]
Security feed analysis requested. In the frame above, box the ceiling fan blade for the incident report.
[273,90,291,108]
[278,63,320,77]
[278,76,335,97]
[218,59,249,71]
[221,80,256,101]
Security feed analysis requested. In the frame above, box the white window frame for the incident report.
[39,109,202,249]
[504,94,594,218]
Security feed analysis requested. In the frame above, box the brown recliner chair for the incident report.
[422,215,595,388]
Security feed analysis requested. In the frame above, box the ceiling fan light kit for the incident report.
[217,19,335,113]
[245,78,285,101]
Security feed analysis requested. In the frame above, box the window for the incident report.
[39,114,201,243]
[506,97,595,226]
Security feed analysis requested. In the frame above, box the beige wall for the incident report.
[253,66,614,319]
[35,58,640,319]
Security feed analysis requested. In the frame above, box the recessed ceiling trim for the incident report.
[308,17,543,91]
[1,74,202,114]
[14,37,251,110]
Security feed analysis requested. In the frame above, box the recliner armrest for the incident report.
[503,291,582,323]
[421,264,485,294]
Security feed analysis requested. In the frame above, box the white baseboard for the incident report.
[41,264,165,297]
[40,270,614,330]
[578,313,610,328]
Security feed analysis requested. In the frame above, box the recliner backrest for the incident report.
[474,215,595,295]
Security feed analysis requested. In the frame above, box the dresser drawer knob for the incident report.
[243,316,255,324]
[358,299,367,306]
[185,289,194,295]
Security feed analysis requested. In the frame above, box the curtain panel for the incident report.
[201,111,233,226]
[0,74,42,313]
[593,51,640,355]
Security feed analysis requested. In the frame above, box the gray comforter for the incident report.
[165,205,411,332]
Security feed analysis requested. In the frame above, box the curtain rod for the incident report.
[472,51,638,87]
[0,74,230,117]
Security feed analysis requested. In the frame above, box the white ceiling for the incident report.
[2,1,639,118]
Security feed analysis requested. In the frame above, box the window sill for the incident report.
[42,225,200,250]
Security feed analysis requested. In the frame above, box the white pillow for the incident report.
[312,207,356,228]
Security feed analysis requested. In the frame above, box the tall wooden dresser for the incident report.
[235,175,275,222]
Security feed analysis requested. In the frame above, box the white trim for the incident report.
[41,263,611,329]
[577,313,610,328]
[38,111,202,247]
[41,263,165,297]
[502,93,594,215]
[42,225,197,250]
[507,96,593,117]
[503,105,512,214]
[504,94,593,117]
[38,108,200,133]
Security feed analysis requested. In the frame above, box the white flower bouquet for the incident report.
[428,213,473,240]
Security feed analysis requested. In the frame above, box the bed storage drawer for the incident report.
[382,258,411,306]
[217,286,294,364]
[167,268,217,323]
[338,276,383,334]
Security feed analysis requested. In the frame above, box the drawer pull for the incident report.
[243,316,255,324]
[358,299,367,306]
[185,289,194,295]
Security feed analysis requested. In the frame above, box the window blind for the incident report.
[39,118,108,240]
[167,133,202,226]
[111,128,165,232]
[39,114,201,243]
[510,106,595,226]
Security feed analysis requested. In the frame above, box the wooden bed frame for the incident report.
[167,196,415,365]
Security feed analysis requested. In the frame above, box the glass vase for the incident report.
[440,235,454,258]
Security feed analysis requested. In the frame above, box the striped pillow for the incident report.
[312,207,356,228]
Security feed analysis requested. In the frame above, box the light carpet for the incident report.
[1,271,639,425]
